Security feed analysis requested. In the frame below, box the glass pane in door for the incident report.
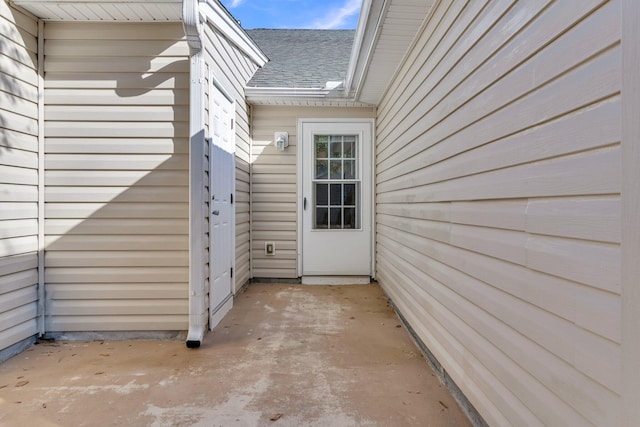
[313,134,360,230]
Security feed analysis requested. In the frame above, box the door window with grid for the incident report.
[313,134,360,230]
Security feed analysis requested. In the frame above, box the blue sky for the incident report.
[220,0,362,29]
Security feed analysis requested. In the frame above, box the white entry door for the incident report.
[300,120,373,279]
[209,83,235,328]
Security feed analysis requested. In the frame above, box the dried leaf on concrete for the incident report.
[269,413,283,421]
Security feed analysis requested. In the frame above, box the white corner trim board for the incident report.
[622,0,640,423]
[37,19,45,336]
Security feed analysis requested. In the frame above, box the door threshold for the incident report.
[301,276,371,285]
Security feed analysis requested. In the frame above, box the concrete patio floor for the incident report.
[0,283,472,426]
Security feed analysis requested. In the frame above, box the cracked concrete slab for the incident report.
[0,283,472,426]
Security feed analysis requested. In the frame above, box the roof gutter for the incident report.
[183,0,207,348]
[246,83,344,100]
[244,81,374,106]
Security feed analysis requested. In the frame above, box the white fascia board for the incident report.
[344,0,388,99]
[200,0,267,66]
[345,0,372,92]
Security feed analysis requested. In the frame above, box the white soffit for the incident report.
[11,0,182,21]
[247,96,373,108]
[348,0,435,105]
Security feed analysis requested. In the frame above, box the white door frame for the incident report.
[297,118,376,279]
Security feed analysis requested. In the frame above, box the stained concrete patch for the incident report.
[0,284,472,426]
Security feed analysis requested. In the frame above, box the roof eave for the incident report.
[11,0,183,21]
[344,0,388,103]
[9,0,267,66]
[346,0,438,106]
[245,87,373,107]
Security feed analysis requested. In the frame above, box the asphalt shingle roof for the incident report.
[246,29,355,88]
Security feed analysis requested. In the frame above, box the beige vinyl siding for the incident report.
[251,106,375,278]
[203,24,259,291]
[0,2,39,352]
[375,1,621,426]
[43,22,190,331]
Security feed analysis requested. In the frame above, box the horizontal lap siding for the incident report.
[0,2,39,351]
[203,26,258,291]
[43,22,190,331]
[250,106,375,278]
[376,1,621,426]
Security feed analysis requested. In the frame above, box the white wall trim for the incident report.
[37,19,45,336]
[622,0,640,424]
[369,114,376,279]
[231,147,237,292]
[296,119,303,276]
[249,104,254,280]
[230,101,237,295]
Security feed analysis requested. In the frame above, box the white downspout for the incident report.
[184,0,207,348]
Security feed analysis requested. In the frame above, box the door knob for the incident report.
[212,210,220,216]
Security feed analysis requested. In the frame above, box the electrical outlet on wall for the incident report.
[265,242,275,256]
